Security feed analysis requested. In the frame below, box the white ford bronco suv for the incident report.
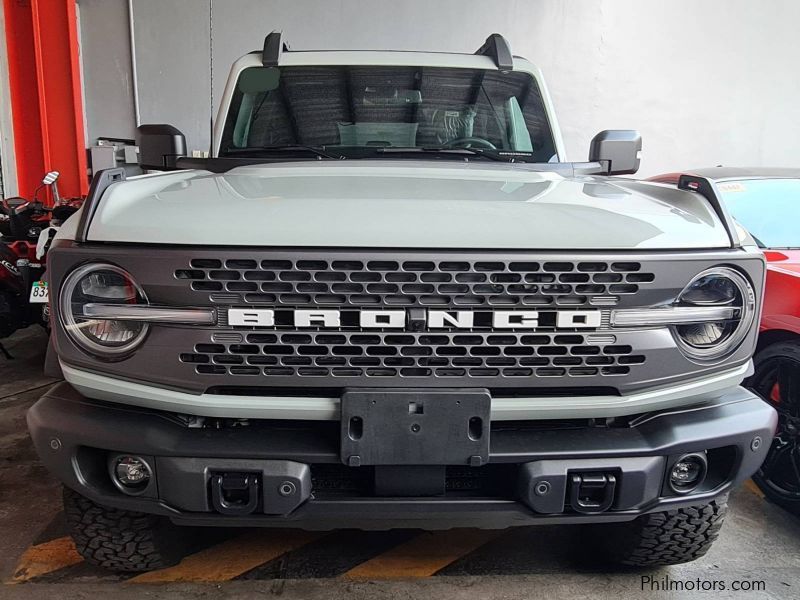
[28,33,776,572]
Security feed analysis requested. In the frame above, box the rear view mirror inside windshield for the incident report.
[238,67,280,94]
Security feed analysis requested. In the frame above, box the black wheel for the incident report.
[582,497,727,567]
[750,340,800,513]
[63,486,188,572]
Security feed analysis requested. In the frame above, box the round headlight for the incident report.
[673,267,755,361]
[59,263,148,357]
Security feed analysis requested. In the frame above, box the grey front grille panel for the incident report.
[181,332,644,379]
[48,244,765,395]
[176,258,654,308]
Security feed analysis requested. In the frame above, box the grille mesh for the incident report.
[181,332,644,379]
[176,259,654,308]
[176,256,656,382]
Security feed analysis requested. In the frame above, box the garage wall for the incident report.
[77,0,138,143]
[130,0,212,156]
[78,0,800,176]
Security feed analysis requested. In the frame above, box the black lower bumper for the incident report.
[27,382,776,529]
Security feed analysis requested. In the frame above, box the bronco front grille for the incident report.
[176,258,655,308]
[181,332,645,379]
[52,245,763,393]
[175,255,656,382]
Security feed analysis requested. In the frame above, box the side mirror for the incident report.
[42,170,61,203]
[589,130,642,175]
[42,171,60,185]
[137,124,187,170]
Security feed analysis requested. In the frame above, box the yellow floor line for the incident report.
[128,530,323,583]
[744,478,766,500]
[8,536,83,584]
[340,529,503,580]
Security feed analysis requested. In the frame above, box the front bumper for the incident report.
[28,382,776,529]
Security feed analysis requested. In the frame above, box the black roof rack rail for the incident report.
[262,31,290,67]
[475,33,513,71]
[75,168,126,243]
[677,174,741,248]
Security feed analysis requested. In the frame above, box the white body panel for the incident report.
[85,161,730,249]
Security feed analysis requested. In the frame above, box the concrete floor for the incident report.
[1,327,799,599]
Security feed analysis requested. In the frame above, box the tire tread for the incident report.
[63,486,183,572]
[586,497,727,567]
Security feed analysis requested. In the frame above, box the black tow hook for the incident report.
[569,472,616,514]
[210,472,260,515]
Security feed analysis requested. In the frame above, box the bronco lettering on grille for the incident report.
[227,308,602,330]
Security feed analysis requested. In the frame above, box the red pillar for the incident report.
[4,0,88,203]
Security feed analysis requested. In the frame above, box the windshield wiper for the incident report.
[224,145,345,160]
[374,146,526,162]
[225,144,535,163]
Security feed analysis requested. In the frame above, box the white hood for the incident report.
[84,161,731,250]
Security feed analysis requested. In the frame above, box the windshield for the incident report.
[718,178,800,248]
[219,65,557,162]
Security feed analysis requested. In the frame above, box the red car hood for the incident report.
[764,250,800,275]
[761,250,800,333]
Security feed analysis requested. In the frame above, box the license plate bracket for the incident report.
[340,389,490,467]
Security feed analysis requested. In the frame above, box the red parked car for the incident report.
[649,168,800,513]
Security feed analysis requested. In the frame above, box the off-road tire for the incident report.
[63,486,187,572]
[583,496,727,567]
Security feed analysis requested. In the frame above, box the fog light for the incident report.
[668,453,707,494]
[113,456,151,490]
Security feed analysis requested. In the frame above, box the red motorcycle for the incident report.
[0,171,82,353]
